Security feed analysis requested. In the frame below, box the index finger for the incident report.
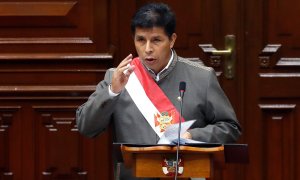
[118,54,133,69]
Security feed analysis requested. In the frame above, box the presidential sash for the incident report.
[125,57,185,137]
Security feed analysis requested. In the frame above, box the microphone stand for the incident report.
[175,91,184,180]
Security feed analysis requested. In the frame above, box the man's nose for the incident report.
[145,41,153,54]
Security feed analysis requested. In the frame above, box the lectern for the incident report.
[120,144,226,179]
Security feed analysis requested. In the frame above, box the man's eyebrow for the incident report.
[151,34,162,38]
[151,35,162,38]
[135,35,145,38]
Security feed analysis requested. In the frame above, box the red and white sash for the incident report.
[125,57,185,137]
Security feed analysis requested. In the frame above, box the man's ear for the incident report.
[170,33,177,48]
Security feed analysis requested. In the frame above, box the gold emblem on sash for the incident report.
[154,111,175,132]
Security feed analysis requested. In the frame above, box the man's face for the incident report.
[134,27,177,74]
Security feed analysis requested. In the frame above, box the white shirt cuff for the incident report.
[108,84,120,97]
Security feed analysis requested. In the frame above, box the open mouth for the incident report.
[145,57,156,64]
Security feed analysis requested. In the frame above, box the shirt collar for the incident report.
[146,50,174,81]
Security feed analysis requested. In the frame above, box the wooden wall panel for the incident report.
[0,53,112,85]
[244,0,300,179]
[0,0,140,180]
[259,104,296,180]
[0,0,110,53]
[0,0,114,178]
[33,106,86,179]
[0,106,21,179]
[267,0,300,49]
[0,52,113,179]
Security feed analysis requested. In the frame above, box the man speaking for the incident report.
[76,2,241,180]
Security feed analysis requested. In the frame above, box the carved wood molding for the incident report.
[259,44,281,68]
[41,114,77,132]
[0,37,93,44]
[259,104,296,120]
[259,104,296,110]
[33,105,79,110]
[259,73,300,77]
[0,52,113,61]
[0,69,106,73]
[0,85,95,92]
[198,44,222,67]
[0,106,21,132]
[0,114,12,132]
[199,44,217,53]
[0,1,77,16]
[0,52,113,98]
[276,57,300,66]
[33,105,78,132]
[0,86,96,99]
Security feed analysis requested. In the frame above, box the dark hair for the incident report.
[131,3,176,37]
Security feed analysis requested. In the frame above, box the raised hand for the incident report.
[111,54,135,93]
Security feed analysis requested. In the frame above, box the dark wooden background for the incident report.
[0,0,300,179]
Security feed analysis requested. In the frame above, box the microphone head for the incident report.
[179,81,186,92]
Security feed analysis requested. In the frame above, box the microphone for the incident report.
[179,81,186,98]
[175,81,186,180]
